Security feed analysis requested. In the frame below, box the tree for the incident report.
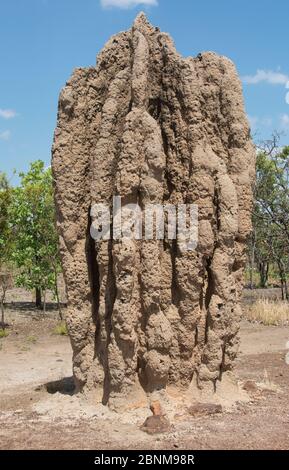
[0,270,13,329]
[251,134,289,297]
[0,173,13,329]
[256,143,289,246]
[9,161,62,314]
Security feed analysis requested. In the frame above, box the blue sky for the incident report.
[1,0,288,182]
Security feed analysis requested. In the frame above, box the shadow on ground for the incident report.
[41,377,75,396]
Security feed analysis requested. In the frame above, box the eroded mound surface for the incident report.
[52,13,255,410]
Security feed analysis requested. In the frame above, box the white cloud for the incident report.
[242,69,289,85]
[0,108,18,119]
[248,115,273,129]
[0,130,11,141]
[281,114,289,129]
[262,117,273,127]
[101,0,158,9]
[286,82,289,104]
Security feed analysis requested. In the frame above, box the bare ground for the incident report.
[0,288,289,450]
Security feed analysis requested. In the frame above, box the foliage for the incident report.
[9,161,62,310]
[250,135,289,298]
[0,172,13,264]
[0,173,14,328]
[256,146,289,244]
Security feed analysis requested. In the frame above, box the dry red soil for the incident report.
[0,289,289,450]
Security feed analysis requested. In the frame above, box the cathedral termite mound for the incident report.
[52,13,255,411]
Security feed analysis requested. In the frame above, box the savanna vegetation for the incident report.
[0,161,62,331]
[247,134,289,297]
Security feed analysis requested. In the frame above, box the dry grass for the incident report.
[26,335,37,344]
[0,329,9,338]
[246,299,289,326]
[257,369,280,393]
[53,322,68,336]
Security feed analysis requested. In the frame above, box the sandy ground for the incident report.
[0,288,289,450]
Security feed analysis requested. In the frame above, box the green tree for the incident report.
[10,161,62,315]
[256,145,289,245]
[0,173,12,254]
[0,173,13,329]
[251,135,289,297]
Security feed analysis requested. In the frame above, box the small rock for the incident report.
[188,403,222,417]
[242,380,258,393]
[15,409,23,414]
[150,401,162,416]
[141,415,171,435]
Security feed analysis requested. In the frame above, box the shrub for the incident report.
[54,322,68,336]
[27,335,37,344]
[0,329,9,338]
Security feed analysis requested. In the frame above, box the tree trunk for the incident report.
[0,285,7,329]
[258,262,269,288]
[249,240,255,290]
[284,278,289,300]
[1,297,5,329]
[35,287,42,309]
[43,290,47,314]
[249,265,254,290]
[281,279,285,301]
[278,261,289,301]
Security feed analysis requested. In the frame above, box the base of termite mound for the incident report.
[77,371,249,419]
[187,372,249,408]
